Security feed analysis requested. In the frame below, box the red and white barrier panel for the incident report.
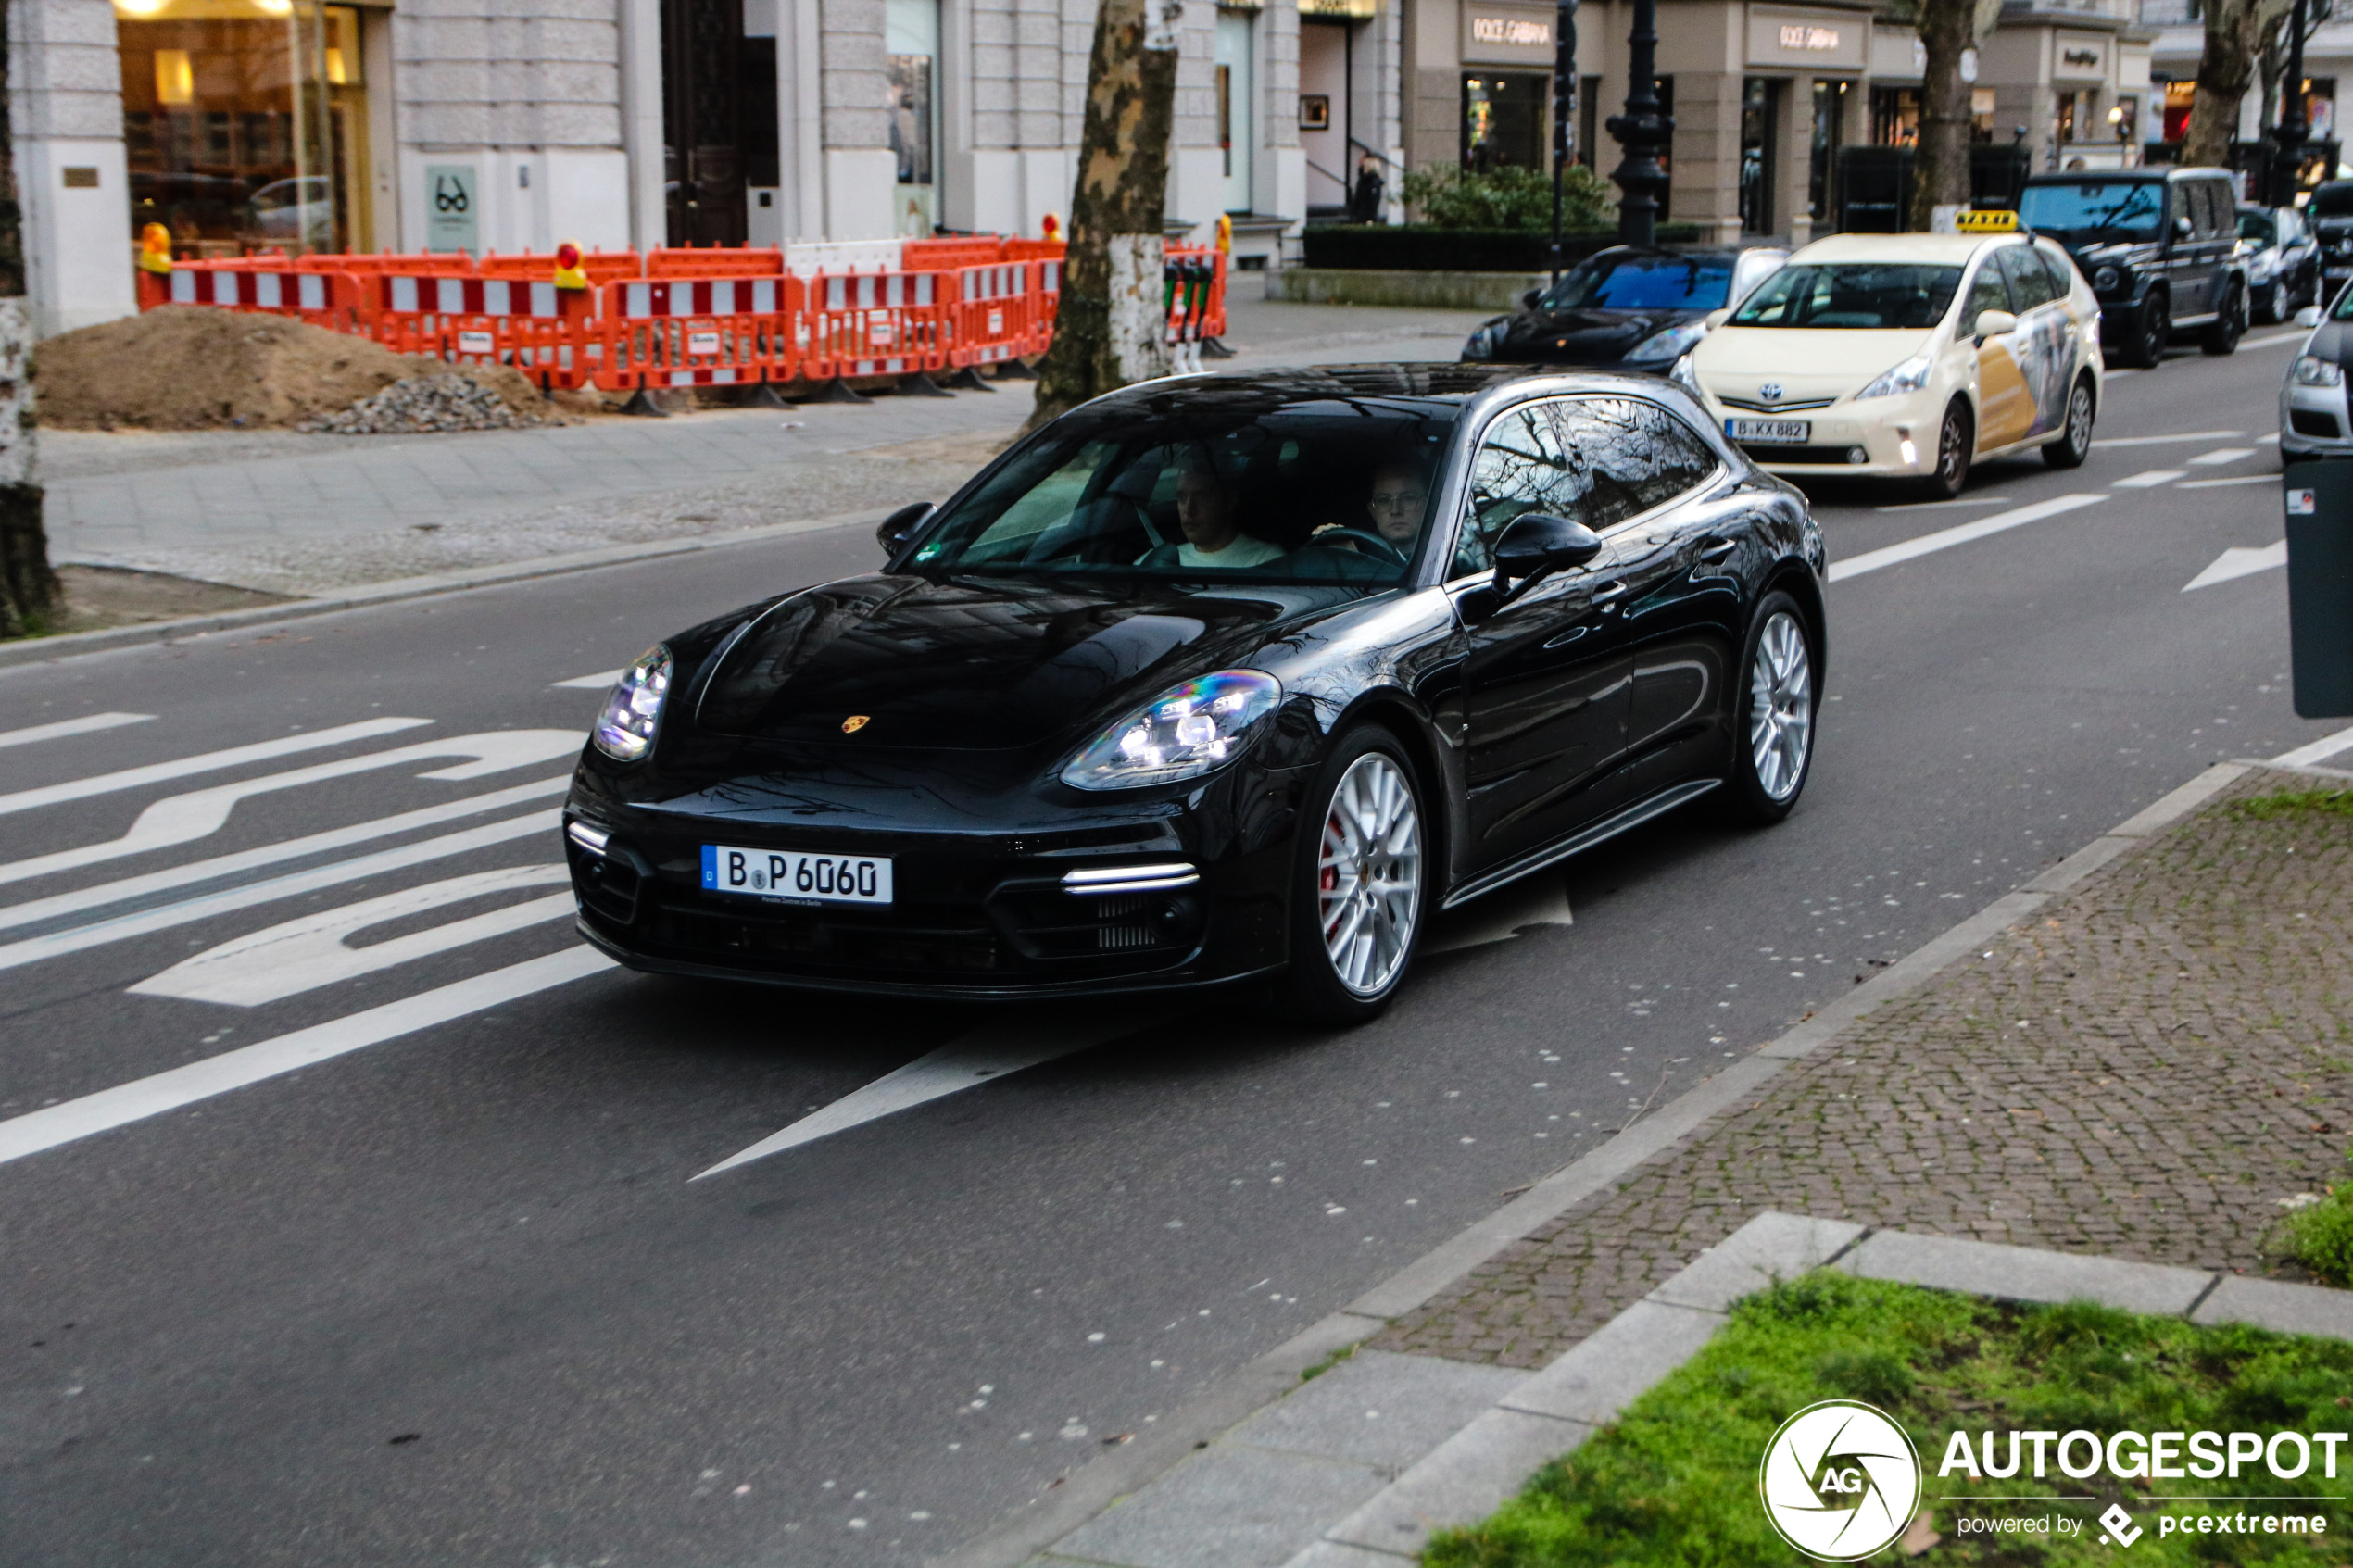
[606,275,799,388]
[802,271,949,380]
[947,263,1030,369]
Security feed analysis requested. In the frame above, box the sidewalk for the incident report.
[957,759,2353,1568]
[44,298,1491,596]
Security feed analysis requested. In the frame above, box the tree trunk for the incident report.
[1908,0,1978,230]
[1027,0,1180,431]
[0,0,56,638]
[2183,0,2292,169]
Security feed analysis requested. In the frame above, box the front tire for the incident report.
[1920,398,1972,499]
[2042,374,2095,469]
[2254,278,2284,325]
[1276,727,1427,1025]
[2202,281,2246,355]
[1723,592,1818,826]
[2119,292,2170,369]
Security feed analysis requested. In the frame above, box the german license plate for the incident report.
[1729,418,1811,445]
[701,844,893,905]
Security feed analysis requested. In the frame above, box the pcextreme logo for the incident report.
[1759,1400,1923,1561]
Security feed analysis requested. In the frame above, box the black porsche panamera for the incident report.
[562,365,1828,1022]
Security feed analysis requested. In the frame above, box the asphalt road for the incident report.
[0,332,2340,1567]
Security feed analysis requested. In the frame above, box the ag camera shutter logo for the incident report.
[1759,1400,1923,1560]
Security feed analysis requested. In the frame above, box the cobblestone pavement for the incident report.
[1376,766,2353,1369]
[43,298,1489,595]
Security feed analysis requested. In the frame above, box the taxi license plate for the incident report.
[1728,418,1811,445]
[701,844,892,905]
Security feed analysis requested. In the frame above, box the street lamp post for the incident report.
[1605,0,1673,247]
[1548,0,1579,284]
[2276,0,2310,208]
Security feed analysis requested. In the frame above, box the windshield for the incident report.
[1727,264,1962,329]
[2019,181,2164,240]
[905,399,1463,587]
[2311,184,2353,218]
[2239,211,2277,245]
[1538,253,1735,311]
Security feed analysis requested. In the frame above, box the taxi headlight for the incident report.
[1669,352,1703,396]
[1061,671,1281,790]
[592,644,672,761]
[2296,354,2346,387]
[1856,347,1935,401]
[1623,319,1708,364]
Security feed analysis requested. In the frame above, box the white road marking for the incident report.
[1425,876,1572,954]
[2113,470,2187,488]
[133,866,573,1007]
[0,717,427,819]
[0,777,569,934]
[0,730,580,890]
[2260,433,2282,445]
[693,1012,1151,1179]
[1873,495,2013,514]
[2188,447,2258,466]
[2183,541,2286,591]
[0,947,615,1168]
[0,811,560,973]
[2180,474,2278,489]
[2094,430,2243,447]
[2271,726,2353,769]
[0,712,153,747]
[552,671,623,690]
[1828,494,2107,583]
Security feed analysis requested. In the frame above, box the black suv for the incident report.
[2307,181,2353,308]
[2018,167,2249,367]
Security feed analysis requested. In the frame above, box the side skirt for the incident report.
[1439,777,1722,910]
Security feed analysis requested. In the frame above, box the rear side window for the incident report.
[1997,245,2058,310]
[2037,247,2078,300]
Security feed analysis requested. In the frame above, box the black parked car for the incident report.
[2018,166,2249,366]
[563,367,1828,1022]
[2306,181,2353,307]
[2240,201,2321,323]
[1461,245,1788,370]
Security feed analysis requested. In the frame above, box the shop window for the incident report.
[1579,75,1601,168]
[117,0,365,257]
[1972,86,1995,142]
[1463,73,1547,171]
[2057,90,2082,144]
[2162,79,2195,142]
[1810,80,1848,227]
[1741,77,1779,235]
[887,0,940,237]
[1872,85,1919,146]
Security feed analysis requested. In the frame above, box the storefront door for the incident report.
[887,0,941,237]
[1741,79,1779,234]
[1300,19,1349,212]
[661,0,748,245]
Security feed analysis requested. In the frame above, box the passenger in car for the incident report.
[1143,446,1287,569]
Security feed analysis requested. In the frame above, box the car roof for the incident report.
[2024,166,2228,184]
[1782,232,2008,266]
[1078,363,1687,416]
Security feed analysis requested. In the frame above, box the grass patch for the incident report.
[2281,1151,2353,1287]
[1427,1272,2353,1566]
[2228,789,2353,822]
[1301,1341,1361,1384]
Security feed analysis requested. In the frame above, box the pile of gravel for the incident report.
[298,373,548,435]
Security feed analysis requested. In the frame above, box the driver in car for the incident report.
[1311,461,1430,558]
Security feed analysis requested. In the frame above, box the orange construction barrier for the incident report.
[902,236,1006,270]
[307,252,480,277]
[600,275,799,391]
[645,245,783,280]
[800,270,950,383]
[152,260,371,333]
[482,248,641,286]
[367,273,598,390]
[943,261,1030,371]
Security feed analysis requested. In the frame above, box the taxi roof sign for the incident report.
[1956,208,2021,232]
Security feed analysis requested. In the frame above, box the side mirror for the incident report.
[1705,308,1731,330]
[1519,287,1543,310]
[1491,511,1605,597]
[877,501,935,558]
[2174,215,2195,240]
[2297,304,2326,327]
[1973,308,2018,341]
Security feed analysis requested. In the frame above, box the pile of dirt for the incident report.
[36,307,556,431]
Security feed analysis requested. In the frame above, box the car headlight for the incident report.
[1856,347,1935,401]
[2296,354,2347,387]
[1623,319,1708,365]
[1060,670,1281,790]
[1462,319,1505,361]
[2093,264,2123,293]
[1669,352,1703,396]
[593,644,673,761]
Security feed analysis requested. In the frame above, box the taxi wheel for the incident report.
[2043,375,2095,469]
[1921,398,1971,500]
[2202,282,2246,356]
[1276,726,1427,1027]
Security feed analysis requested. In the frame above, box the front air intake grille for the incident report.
[2296,407,2345,439]
[985,884,1206,962]
[1737,444,1866,466]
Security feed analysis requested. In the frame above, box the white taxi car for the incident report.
[1675,224,2104,497]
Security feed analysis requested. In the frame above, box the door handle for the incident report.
[1697,537,1737,562]
[1591,580,1629,605]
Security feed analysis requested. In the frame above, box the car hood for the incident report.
[1693,326,1935,403]
[1492,306,1704,363]
[693,573,1311,751]
[2058,237,2161,271]
[2305,319,2350,362]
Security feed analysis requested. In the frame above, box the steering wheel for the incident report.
[1307,528,1408,565]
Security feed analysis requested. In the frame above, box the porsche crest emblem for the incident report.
[841,715,871,734]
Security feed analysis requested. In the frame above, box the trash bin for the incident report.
[2285,459,2353,718]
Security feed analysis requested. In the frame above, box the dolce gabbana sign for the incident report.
[1748,7,1866,68]
[1463,4,1557,64]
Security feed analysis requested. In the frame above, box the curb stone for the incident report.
[930,757,2314,1568]
[0,507,884,675]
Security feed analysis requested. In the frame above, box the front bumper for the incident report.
[2281,372,2353,457]
[561,778,1301,999]
[1703,389,1943,478]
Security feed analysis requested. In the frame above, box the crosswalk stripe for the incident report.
[552,670,623,690]
[0,712,154,747]
[0,947,616,1168]
[0,718,428,818]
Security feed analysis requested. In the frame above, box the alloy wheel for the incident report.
[1748,611,1814,803]
[1315,752,1423,997]
[1936,405,1969,493]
